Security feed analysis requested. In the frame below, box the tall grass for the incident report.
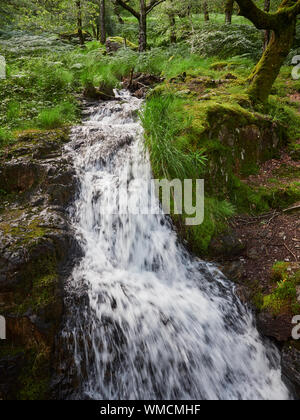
[141,94,206,180]
[141,93,235,254]
[37,102,77,129]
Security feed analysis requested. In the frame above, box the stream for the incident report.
[59,91,291,400]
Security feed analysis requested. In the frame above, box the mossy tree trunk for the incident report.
[248,23,296,102]
[235,0,300,103]
[76,0,84,46]
[100,0,106,45]
[263,0,271,51]
[169,12,177,43]
[203,1,209,21]
[139,0,147,52]
[225,0,234,24]
[113,2,124,24]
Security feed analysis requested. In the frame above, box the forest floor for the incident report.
[223,147,300,322]
[229,157,300,292]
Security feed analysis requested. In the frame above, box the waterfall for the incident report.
[59,91,291,400]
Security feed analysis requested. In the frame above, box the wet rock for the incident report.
[209,230,246,259]
[0,353,25,400]
[257,311,293,342]
[282,343,300,398]
[222,259,245,282]
[235,284,252,304]
[105,38,122,53]
[0,160,41,193]
[0,128,77,399]
[83,82,114,101]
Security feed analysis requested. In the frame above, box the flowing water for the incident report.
[60,91,291,400]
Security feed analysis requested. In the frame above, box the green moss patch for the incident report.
[260,263,300,316]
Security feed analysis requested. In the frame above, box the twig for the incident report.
[284,243,298,262]
[283,204,300,213]
[266,210,280,226]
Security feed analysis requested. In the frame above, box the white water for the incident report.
[61,91,291,400]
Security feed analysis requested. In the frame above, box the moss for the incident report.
[261,264,300,316]
[17,274,58,315]
[17,348,51,400]
[0,344,25,359]
[288,142,300,160]
[263,182,300,209]
[210,62,229,71]
[173,197,235,255]
[107,36,138,50]
[252,291,264,311]
[271,262,290,283]
[12,251,60,318]
[246,22,296,103]
[144,62,299,257]
[0,128,70,160]
[0,215,49,247]
[0,344,51,400]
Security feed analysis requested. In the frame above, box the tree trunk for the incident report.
[225,0,234,24]
[139,0,147,52]
[76,0,84,46]
[169,13,176,43]
[248,22,296,102]
[263,0,271,51]
[203,1,209,21]
[113,3,124,24]
[100,0,106,44]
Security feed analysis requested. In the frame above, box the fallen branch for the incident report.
[283,204,300,213]
[284,243,298,262]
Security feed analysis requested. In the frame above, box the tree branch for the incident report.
[235,0,278,30]
[146,0,166,15]
[115,0,139,20]
[288,0,300,16]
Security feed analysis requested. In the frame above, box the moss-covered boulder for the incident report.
[105,37,138,53]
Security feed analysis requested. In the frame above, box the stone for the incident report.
[222,260,245,282]
[257,311,293,342]
[224,73,238,80]
[209,229,246,259]
[0,128,77,399]
[0,353,25,400]
[296,286,300,303]
[281,344,300,398]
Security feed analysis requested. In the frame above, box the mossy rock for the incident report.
[106,37,138,52]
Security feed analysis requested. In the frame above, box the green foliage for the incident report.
[37,102,77,129]
[190,23,262,60]
[0,127,14,147]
